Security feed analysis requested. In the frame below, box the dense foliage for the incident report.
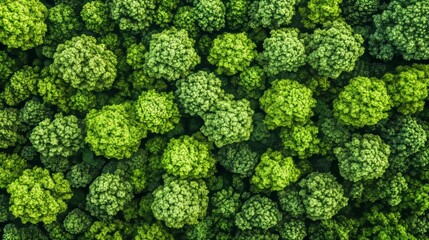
[0,0,429,239]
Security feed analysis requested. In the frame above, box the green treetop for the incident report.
[306,20,364,79]
[278,186,306,217]
[208,32,257,76]
[357,206,413,239]
[334,134,390,182]
[280,121,321,159]
[248,0,298,29]
[30,114,83,158]
[42,3,83,58]
[383,66,429,115]
[63,208,92,235]
[110,0,156,31]
[211,187,241,219]
[251,149,301,191]
[176,71,228,116]
[151,179,209,228]
[381,116,427,171]
[0,108,25,149]
[50,34,117,92]
[352,172,409,207]
[0,51,15,86]
[7,167,72,224]
[135,222,174,240]
[260,79,316,129]
[161,135,216,179]
[301,0,343,28]
[194,0,226,32]
[307,216,360,240]
[1,66,39,106]
[317,106,351,151]
[403,179,429,216]
[225,0,249,30]
[234,66,266,99]
[153,0,180,28]
[343,0,381,26]
[258,28,307,76]
[105,149,149,194]
[81,1,116,35]
[333,76,391,127]
[144,28,200,81]
[217,143,259,177]
[86,173,134,219]
[19,99,53,127]
[66,160,105,188]
[37,70,97,113]
[299,172,348,220]
[0,0,47,50]
[235,195,282,230]
[3,224,48,240]
[279,219,307,240]
[369,0,429,61]
[173,6,199,39]
[84,219,125,239]
[0,153,27,189]
[85,103,146,160]
[126,43,146,70]
[134,90,180,134]
[201,99,254,148]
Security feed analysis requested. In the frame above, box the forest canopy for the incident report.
[1,0,429,239]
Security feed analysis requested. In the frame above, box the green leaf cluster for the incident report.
[110,0,156,31]
[235,195,282,230]
[161,135,216,179]
[208,32,257,76]
[260,79,316,129]
[1,66,39,106]
[0,109,25,149]
[194,0,225,32]
[370,0,429,60]
[63,208,92,234]
[217,143,259,177]
[85,103,146,160]
[248,0,298,29]
[135,90,180,134]
[299,172,348,220]
[30,114,83,158]
[86,173,134,219]
[0,0,47,50]
[201,99,254,147]
[280,122,320,159]
[176,71,229,116]
[7,167,72,224]
[258,28,306,76]
[81,1,115,34]
[383,65,429,115]
[251,149,300,191]
[301,0,343,28]
[333,76,391,127]
[306,20,364,79]
[151,179,209,228]
[144,28,200,81]
[0,153,27,189]
[334,134,390,182]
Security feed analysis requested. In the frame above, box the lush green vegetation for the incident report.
[1,0,429,239]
